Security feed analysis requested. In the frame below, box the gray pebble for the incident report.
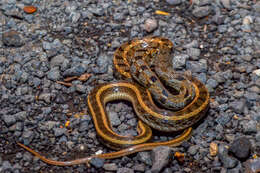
[38,92,54,103]
[206,78,218,89]
[218,144,238,169]
[137,151,152,165]
[50,54,67,67]
[229,100,246,114]
[2,115,16,126]
[144,18,158,33]
[1,161,12,172]
[186,59,207,73]
[22,130,34,145]
[188,145,199,155]
[133,164,146,172]
[2,30,23,47]
[89,157,105,168]
[108,111,121,126]
[151,146,172,173]
[187,48,201,60]
[53,128,66,137]
[166,0,181,5]
[192,6,211,18]
[75,84,87,93]
[256,132,260,142]
[229,137,251,160]
[216,113,231,125]
[47,67,61,81]
[117,167,134,173]
[172,54,188,69]
[220,0,231,10]
[103,163,118,171]
[78,121,89,132]
[242,120,257,134]
[253,2,260,13]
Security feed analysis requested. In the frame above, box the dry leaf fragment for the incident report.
[210,142,218,156]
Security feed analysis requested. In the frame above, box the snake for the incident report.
[17,37,209,166]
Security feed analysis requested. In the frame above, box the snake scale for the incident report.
[18,37,209,166]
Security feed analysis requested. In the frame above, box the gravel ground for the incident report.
[1,0,260,172]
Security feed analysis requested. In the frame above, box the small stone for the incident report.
[210,142,218,156]
[103,163,118,171]
[229,100,246,114]
[186,60,207,73]
[187,48,200,60]
[38,93,54,103]
[47,68,61,81]
[133,164,146,172]
[220,0,231,10]
[137,151,152,165]
[53,128,66,137]
[71,12,81,23]
[22,130,34,145]
[117,167,134,173]
[184,40,199,48]
[243,16,253,25]
[2,115,16,126]
[253,69,260,77]
[166,0,181,5]
[3,30,23,47]
[108,111,121,126]
[256,132,260,142]
[75,84,86,93]
[229,137,251,160]
[78,121,89,132]
[50,54,67,67]
[241,55,253,62]
[188,145,199,155]
[207,79,218,89]
[242,120,257,134]
[172,54,188,69]
[144,19,158,33]
[1,161,12,172]
[151,146,173,173]
[89,158,105,168]
[218,144,238,169]
[192,6,211,18]
[244,158,260,173]
[253,2,260,13]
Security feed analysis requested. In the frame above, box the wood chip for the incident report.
[174,151,185,163]
[23,6,37,14]
[78,73,91,81]
[210,142,218,156]
[155,10,170,16]
[56,81,72,87]
[64,76,78,82]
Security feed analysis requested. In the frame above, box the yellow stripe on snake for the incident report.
[18,37,209,166]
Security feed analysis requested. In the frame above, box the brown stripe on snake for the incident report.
[17,37,209,166]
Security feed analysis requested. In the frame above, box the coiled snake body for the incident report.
[18,37,209,166]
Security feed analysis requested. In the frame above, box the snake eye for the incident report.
[150,76,157,82]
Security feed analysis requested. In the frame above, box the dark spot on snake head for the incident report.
[176,76,185,81]
[162,89,168,97]
[150,76,157,82]
[118,46,124,52]
[141,65,148,70]
[162,119,169,123]
[159,97,166,104]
